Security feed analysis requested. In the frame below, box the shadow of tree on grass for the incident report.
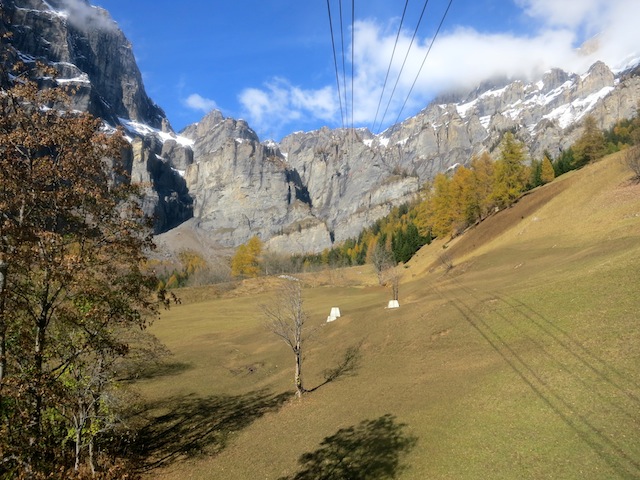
[280,414,418,480]
[308,341,364,393]
[129,360,193,381]
[128,389,290,471]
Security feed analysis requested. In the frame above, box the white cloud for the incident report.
[57,0,119,32]
[239,78,338,139]
[517,0,606,29]
[184,93,218,113]
[240,0,640,136]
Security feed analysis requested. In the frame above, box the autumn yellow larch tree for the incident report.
[231,235,263,277]
[540,155,555,184]
[491,132,530,209]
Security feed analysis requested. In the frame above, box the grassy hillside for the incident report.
[133,152,640,479]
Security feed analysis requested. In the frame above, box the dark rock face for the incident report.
[1,0,193,232]
[3,0,640,252]
[128,136,194,233]
[4,0,165,126]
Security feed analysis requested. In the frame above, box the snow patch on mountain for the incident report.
[17,4,68,19]
[118,118,194,147]
[56,74,90,85]
[544,86,615,128]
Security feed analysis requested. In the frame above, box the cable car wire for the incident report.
[327,0,346,129]
[339,0,349,130]
[351,0,355,136]
[376,0,431,134]
[393,0,453,126]
[371,0,410,133]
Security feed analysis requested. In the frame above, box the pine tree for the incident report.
[529,158,542,188]
[553,148,574,176]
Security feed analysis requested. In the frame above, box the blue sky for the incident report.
[89,0,640,141]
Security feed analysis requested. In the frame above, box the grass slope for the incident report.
[135,153,640,479]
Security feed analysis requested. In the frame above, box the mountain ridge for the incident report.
[2,0,640,254]
[175,57,639,254]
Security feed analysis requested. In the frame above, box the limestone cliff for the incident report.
[180,60,640,253]
[3,0,640,253]
[0,0,194,232]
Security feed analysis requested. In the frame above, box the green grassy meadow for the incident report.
[134,153,640,479]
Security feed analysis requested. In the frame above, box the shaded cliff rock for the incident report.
[3,0,165,126]
[128,136,193,233]
[1,0,194,232]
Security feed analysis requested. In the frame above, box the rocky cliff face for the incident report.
[374,60,630,171]
[180,60,640,253]
[3,0,163,127]
[182,112,311,247]
[3,0,639,253]
[178,113,420,253]
[1,0,194,232]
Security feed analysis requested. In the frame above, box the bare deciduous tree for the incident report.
[382,265,402,302]
[625,145,640,182]
[263,279,310,398]
[370,242,396,286]
[439,251,454,272]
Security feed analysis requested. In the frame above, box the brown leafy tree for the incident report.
[0,65,167,476]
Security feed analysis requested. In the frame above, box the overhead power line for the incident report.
[327,0,454,139]
[351,0,355,135]
[394,0,454,126]
[371,0,410,133]
[326,0,346,129]
[339,0,349,129]
[375,0,431,134]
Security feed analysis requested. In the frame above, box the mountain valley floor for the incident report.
[133,151,640,479]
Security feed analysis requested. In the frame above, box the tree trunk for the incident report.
[74,420,81,471]
[0,258,7,390]
[294,348,304,398]
[89,437,95,475]
[30,310,48,447]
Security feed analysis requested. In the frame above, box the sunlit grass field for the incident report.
[134,153,640,479]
